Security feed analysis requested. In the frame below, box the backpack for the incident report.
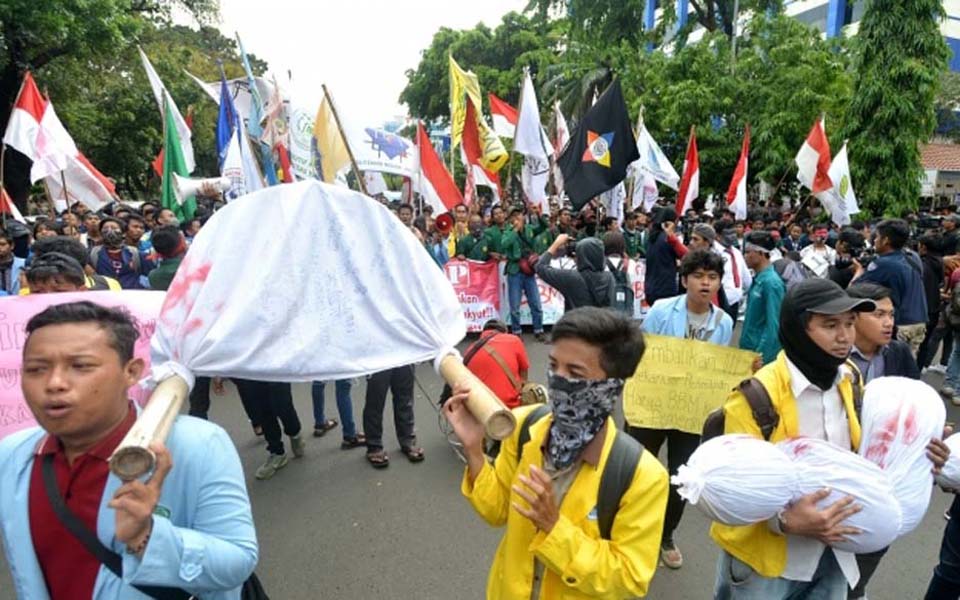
[517,405,643,540]
[772,258,813,290]
[701,369,864,443]
[605,258,635,315]
[946,284,960,329]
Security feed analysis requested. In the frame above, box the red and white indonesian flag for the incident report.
[726,125,750,221]
[489,93,518,139]
[416,122,463,214]
[2,72,115,211]
[462,101,502,205]
[676,127,699,215]
[139,47,195,173]
[795,118,832,194]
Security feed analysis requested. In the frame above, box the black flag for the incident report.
[557,80,639,210]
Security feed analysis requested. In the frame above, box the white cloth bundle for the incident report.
[858,377,944,535]
[150,180,467,384]
[672,435,797,525]
[936,433,960,490]
[779,437,901,553]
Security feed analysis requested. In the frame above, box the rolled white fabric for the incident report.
[858,377,945,535]
[936,433,960,490]
[781,437,901,554]
[672,435,797,526]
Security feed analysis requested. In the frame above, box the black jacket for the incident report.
[882,339,922,380]
[535,238,615,311]
[921,253,944,318]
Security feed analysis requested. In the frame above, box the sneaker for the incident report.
[952,395,960,408]
[534,332,548,344]
[255,453,289,480]
[660,541,683,569]
[290,434,306,458]
[931,365,948,374]
[942,386,956,398]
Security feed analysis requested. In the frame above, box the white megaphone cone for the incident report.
[173,174,231,204]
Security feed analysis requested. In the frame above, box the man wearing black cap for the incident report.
[713,279,875,598]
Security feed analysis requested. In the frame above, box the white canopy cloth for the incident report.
[151,180,466,385]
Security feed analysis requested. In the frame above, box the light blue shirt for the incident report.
[0,414,258,599]
[642,294,734,345]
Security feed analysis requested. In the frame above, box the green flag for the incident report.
[161,99,196,221]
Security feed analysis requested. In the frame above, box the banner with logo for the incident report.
[499,260,566,327]
[0,291,164,440]
[444,259,501,332]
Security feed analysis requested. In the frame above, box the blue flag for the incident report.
[236,33,277,185]
[216,71,237,169]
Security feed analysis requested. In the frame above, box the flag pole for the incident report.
[321,84,368,196]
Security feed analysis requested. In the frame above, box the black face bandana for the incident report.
[778,285,848,391]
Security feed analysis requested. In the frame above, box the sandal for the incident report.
[313,419,339,437]
[366,449,389,469]
[341,433,367,450]
[401,446,425,463]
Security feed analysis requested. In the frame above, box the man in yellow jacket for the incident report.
[712,278,875,598]
[444,307,668,599]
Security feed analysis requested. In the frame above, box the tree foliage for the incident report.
[842,0,949,216]
[0,0,266,203]
[400,12,559,124]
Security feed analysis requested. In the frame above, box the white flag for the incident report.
[635,123,680,191]
[221,118,263,201]
[631,169,659,212]
[601,182,626,224]
[521,155,550,212]
[139,47,195,173]
[828,143,859,218]
[514,71,553,208]
[553,101,570,197]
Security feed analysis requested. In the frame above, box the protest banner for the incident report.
[623,257,647,320]
[0,290,164,441]
[623,334,757,434]
[444,259,501,332]
[499,261,565,327]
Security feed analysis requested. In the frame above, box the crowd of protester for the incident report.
[6,186,960,599]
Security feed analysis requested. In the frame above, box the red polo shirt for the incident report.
[466,331,530,408]
[28,404,136,599]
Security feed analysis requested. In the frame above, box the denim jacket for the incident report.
[0,414,258,599]
[642,294,734,345]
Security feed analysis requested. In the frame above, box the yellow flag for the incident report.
[449,55,482,147]
[449,55,508,172]
[312,97,350,183]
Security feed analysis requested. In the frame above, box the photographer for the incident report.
[828,228,867,289]
[535,234,615,310]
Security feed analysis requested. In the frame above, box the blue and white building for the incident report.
[643,0,960,71]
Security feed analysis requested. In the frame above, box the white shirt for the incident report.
[713,242,752,305]
[800,244,837,278]
[780,359,860,587]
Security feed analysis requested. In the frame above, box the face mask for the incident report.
[546,371,623,470]
[102,230,124,248]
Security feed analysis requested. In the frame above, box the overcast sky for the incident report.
[216,0,528,124]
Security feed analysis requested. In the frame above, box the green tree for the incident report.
[1,0,267,204]
[400,12,558,124]
[842,0,950,216]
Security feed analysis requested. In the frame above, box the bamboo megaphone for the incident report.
[109,376,189,481]
[438,353,516,440]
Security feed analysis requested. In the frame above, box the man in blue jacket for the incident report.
[0,301,258,599]
[852,218,928,355]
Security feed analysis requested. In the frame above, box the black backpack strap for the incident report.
[739,378,779,441]
[41,455,193,600]
[597,430,642,540]
[518,404,552,452]
[463,332,499,367]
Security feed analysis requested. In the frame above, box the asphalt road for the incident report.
[1,334,957,599]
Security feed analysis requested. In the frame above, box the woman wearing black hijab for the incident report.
[643,207,689,307]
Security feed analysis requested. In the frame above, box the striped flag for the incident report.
[489,92,518,138]
[726,125,750,221]
[416,122,462,213]
[675,127,699,214]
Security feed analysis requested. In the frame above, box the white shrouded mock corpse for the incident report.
[112,181,516,480]
[150,179,465,382]
[858,376,945,535]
